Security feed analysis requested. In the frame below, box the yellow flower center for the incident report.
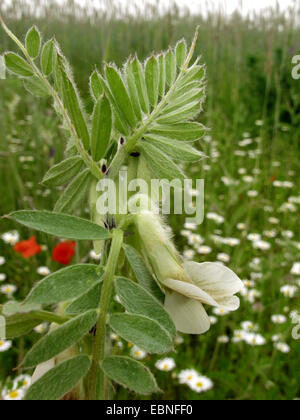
[9,391,19,399]
[196,382,203,388]
[163,364,169,370]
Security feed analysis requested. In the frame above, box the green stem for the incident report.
[88,229,124,400]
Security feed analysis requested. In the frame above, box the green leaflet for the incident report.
[139,142,185,182]
[23,310,98,368]
[4,313,44,339]
[1,301,41,317]
[98,73,130,135]
[157,53,166,98]
[145,55,159,108]
[156,101,200,124]
[66,280,103,315]
[109,313,173,354]
[4,52,34,77]
[101,356,159,395]
[105,65,136,128]
[176,39,187,68]
[90,69,103,101]
[115,277,176,338]
[125,60,143,121]
[60,67,90,151]
[42,156,84,187]
[8,210,111,240]
[53,168,92,214]
[91,94,112,162]
[131,56,149,114]
[123,244,164,302]
[41,39,54,76]
[25,355,91,401]
[144,135,205,162]
[25,26,41,59]
[25,264,102,305]
[165,48,176,87]
[149,122,206,141]
[23,76,49,97]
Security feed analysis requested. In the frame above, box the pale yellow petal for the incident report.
[164,291,210,334]
[163,277,218,306]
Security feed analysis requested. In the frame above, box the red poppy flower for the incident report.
[52,241,76,265]
[14,236,42,258]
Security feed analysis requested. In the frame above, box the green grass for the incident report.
[0,0,300,401]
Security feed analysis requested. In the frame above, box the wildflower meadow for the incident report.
[0,0,299,402]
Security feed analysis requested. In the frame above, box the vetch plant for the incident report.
[0,18,243,400]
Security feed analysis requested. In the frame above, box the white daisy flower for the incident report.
[34,323,49,334]
[130,346,147,360]
[0,256,5,265]
[178,369,199,385]
[197,246,212,255]
[155,358,176,372]
[253,240,271,251]
[274,342,290,354]
[0,339,12,352]
[271,314,287,324]
[89,250,102,260]
[217,253,230,263]
[37,266,51,276]
[0,284,17,296]
[13,374,32,390]
[218,335,229,344]
[2,389,25,400]
[189,375,213,393]
[209,316,218,325]
[280,285,297,298]
[183,249,196,260]
[291,263,300,276]
[223,238,240,247]
[244,333,266,346]
[247,233,261,242]
[241,321,258,332]
[0,273,7,282]
[1,231,19,245]
[232,330,247,343]
[213,307,230,316]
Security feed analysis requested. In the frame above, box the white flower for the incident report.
[274,342,290,354]
[280,285,297,298]
[282,230,294,239]
[89,250,102,260]
[130,346,147,360]
[218,335,229,343]
[217,253,230,263]
[37,266,51,276]
[189,375,213,393]
[206,212,224,224]
[183,249,196,260]
[133,200,243,335]
[253,240,271,251]
[291,263,300,276]
[197,246,212,255]
[271,314,287,324]
[178,369,198,385]
[209,316,218,325]
[241,321,258,332]
[223,238,240,247]
[243,280,255,288]
[0,284,17,296]
[264,230,277,238]
[0,339,12,352]
[0,256,5,265]
[279,202,296,213]
[155,358,176,372]
[34,323,49,334]
[13,374,32,390]
[213,307,230,316]
[237,223,246,231]
[244,333,266,346]
[232,330,247,343]
[0,273,7,282]
[247,190,258,198]
[184,222,197,231]
[272,334,281,343]
[247,233,261,242]
[2,389,25,400]
[268,217,279,224]
[1,231,19,245]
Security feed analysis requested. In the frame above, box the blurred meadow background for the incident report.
[0,0,300,400]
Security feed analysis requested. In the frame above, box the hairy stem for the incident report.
[87,229,124,400]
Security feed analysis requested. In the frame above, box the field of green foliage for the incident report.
[0,0,300,400]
